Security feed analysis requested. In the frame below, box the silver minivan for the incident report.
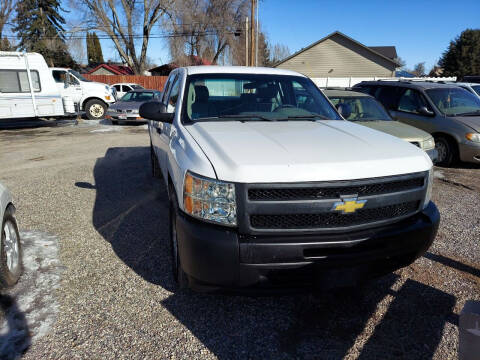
[354,81,480,166]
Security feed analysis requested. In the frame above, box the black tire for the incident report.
[111,120,118,125]
[150,143,162,179]
[434,136,458,167]
[169,184,189,289]
[85,99,107,120]
[0,206,22,288]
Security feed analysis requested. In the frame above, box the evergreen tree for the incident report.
[14,0,76,67]
[439,29,480,78]
[92,32,104,63]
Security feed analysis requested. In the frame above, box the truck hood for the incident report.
[82,81,109,92]
[354,120,431,142]
[185,120,432,183]
[451,115,480,132]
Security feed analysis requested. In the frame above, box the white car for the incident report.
[0,182,22,288]
[112,83,145,99]
[51,68,117,120]
[141,66,439,291]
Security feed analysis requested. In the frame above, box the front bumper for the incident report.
[176,202,440,291]
[106,113,146,123]
[459,141,480,163]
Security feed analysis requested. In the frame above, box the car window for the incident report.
[52,70,67,84]
[471,85,480,96]
[374,86,401,110]
[183,73,341,122]
[162,76,175,103]
[132,84,144,89]
[328,96,391,121]
[121,91,154,102]
[166,77,180,113]
[425,87,480,116]
[113,85,121,91]
[124,85,133,92]
[398,89,431,114]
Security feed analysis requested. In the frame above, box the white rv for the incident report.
[0,52,75,120]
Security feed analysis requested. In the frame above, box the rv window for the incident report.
[0,71,20,92]
[0,70,41,93]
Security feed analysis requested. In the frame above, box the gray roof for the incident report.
[274,31,400,67]
[323,89,371,98]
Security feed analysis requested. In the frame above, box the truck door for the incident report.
[154,74,180,178]
[52,70,83,105]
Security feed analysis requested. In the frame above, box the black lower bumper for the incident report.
[176,202,440,290]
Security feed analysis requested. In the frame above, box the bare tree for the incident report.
[0,0,15,47]
[168,0,248,65]
[270,43,290,64]
[79,0,174,74]
[411,62,426,77]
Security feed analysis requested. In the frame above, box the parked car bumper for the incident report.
[106,113,146,123]
[176,202,440,291]
[459,141,480,163]
[426,148,438,162]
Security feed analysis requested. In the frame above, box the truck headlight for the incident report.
[422,137,435,150]
[423,167,433,209]
[466,133,480,143]
[183,172,236,226]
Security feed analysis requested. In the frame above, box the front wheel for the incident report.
[434,136,458,167]
[0,206,22,288]
[169,185,189,289]
[85,99,107,120]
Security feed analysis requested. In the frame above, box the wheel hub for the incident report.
[3,220,19,272]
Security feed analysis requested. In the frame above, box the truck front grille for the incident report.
[248,177,424,201]
[250,201,419,230]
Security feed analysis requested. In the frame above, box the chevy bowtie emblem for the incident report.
[332,197,367,214]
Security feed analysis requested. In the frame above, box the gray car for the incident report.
[107,89,162,124]
[353,81,480,166]
[0,182,22,288]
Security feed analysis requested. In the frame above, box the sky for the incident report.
[69,0,480,72]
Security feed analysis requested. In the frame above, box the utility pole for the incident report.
[255,0,259,66]
[245,17,249,66]
[250,0,256,66]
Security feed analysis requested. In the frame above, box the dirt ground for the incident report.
[0,121,478,359]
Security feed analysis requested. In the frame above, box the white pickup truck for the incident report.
[51,68,116,120]
[140,66,440,291]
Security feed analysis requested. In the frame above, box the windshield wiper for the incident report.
[455,110,480,116]
[194,115,275,122]
[281,114,330,120]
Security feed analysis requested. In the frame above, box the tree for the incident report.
[14,0,76,67]
[0,0,16,48]
[394,56,406,69]
[270,43,290,64]
[258,31,271,67]
[411,62,426,77]
[79,0,174,74]
[439,29,480,78]
[87,32,104,64]
[168,0,249,65]
[0,37,13,51]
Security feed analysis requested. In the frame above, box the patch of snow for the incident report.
[434,170,445,179]
[90,126,121,133]
[0,231,63,359]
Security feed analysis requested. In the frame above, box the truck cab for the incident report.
[141,66,440,291]
[51,68,116,120]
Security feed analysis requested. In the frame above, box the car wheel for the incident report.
[169,184,189,289]
[0,206,22,288]
[150,143,162,179]
[85,99,106,120]
[434,136,458,167]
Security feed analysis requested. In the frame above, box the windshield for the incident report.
[426,87,480,116]
[183,74,341,122]
[328,96,391,121]
[120,91,155,102]
[471,85,480,96]
[68,70,91,82]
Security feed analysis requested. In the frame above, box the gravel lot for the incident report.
[0,121,478,359]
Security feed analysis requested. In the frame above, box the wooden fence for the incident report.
[83,75,168,91]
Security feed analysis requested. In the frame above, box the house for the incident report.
[149,56,212,76]
[274,31,400,78]
[87,63,134,75]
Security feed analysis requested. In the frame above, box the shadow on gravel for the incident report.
[87,147,457,359]
[0,295,31,359]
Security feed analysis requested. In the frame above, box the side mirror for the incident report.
[336,104,352,119]
[139,101,174,123]
[418,106,435,117]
